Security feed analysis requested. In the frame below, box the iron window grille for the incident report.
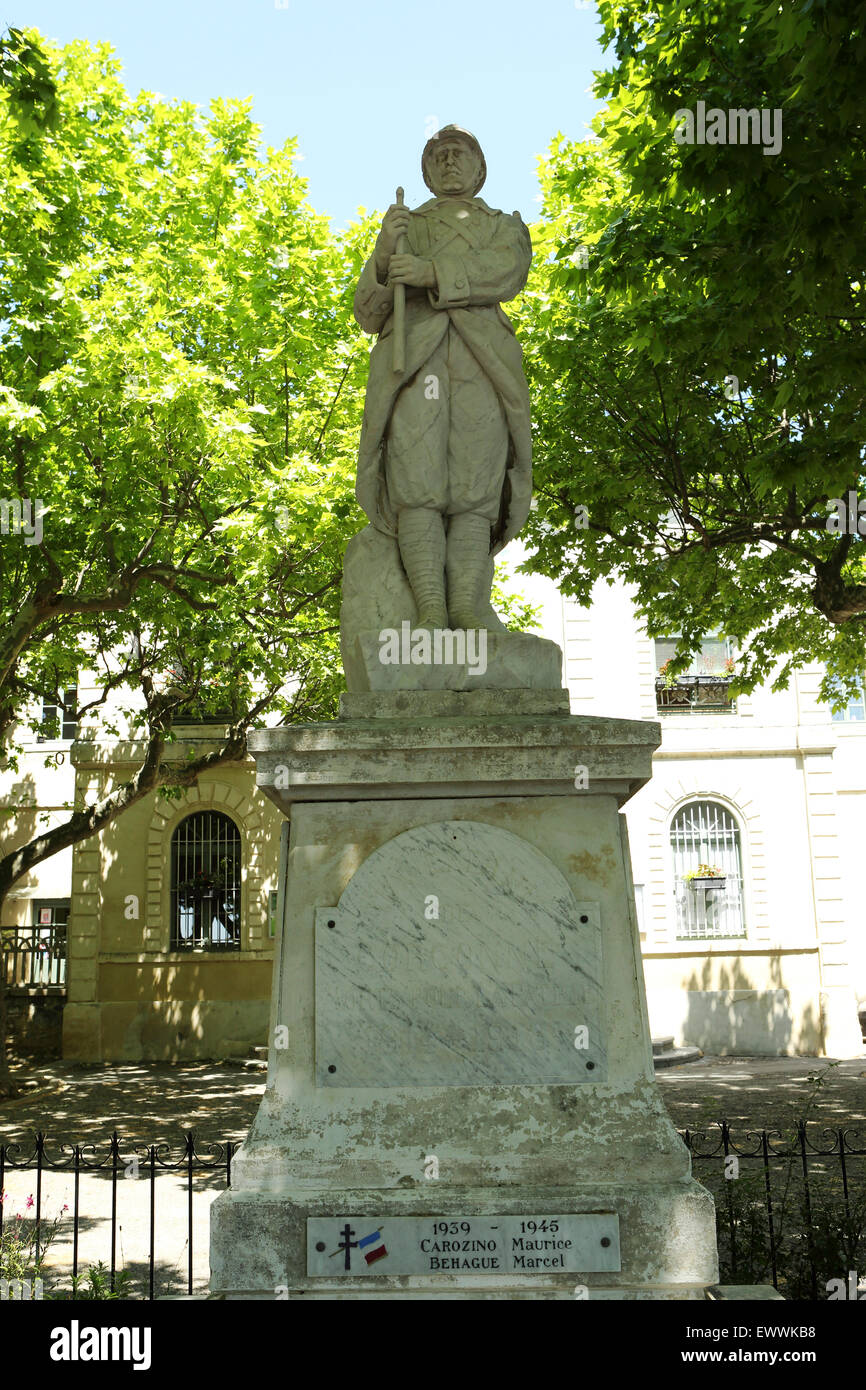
[670,800,746,940]
[170,811,241,951]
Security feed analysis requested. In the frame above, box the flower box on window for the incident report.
[178,870,226,901]
[683,864,727,892]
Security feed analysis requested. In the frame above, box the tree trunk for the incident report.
[0,889,18,1097]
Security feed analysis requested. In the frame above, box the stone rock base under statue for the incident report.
[340,525,562,693]
[210,692,719,1298]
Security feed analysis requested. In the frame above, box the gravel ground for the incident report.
[655,1053,866,1135]
[2,1053,863,1298]
[3,1052,865,1147]
[1,1059,263,1147]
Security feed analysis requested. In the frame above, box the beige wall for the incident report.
[0,669,108,928]
[63,742,283,1062]
[1,758,75,929]
[643,949,824,1055]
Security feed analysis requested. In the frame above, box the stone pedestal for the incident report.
[210,691,719,1298]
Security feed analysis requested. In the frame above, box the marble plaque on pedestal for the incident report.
[306,1213,621,1276]
[315,819,606,1086]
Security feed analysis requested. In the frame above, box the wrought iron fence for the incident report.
[655,675,735,713]
[1,926,67,990]
[683,1121,866,1300]
[1,1122,864,1299]
[0,1131,235,1299]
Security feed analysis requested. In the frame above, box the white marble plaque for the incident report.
[315,819,605,1086]
[307,1214,620,1275]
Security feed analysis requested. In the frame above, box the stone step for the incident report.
[651,1036,675,1056]
[653,1045,704,1070]
[239,1043,269,1074]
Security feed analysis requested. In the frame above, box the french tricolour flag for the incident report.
[359,1228,388,1266]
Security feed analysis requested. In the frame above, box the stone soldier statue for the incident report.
[353,125,533,631]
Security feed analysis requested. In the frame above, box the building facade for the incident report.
[554,575,866,1059]
[0,674,283,1062]
[2,573,864,1061]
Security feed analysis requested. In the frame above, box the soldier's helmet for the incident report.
[421,125,487,196]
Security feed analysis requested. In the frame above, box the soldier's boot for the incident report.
[446,511,493,630]
[397,506,448,630]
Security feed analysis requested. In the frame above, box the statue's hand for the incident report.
[387,254,436,288]
[375,202,411,275]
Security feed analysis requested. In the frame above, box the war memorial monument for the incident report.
[210,126,722,1299]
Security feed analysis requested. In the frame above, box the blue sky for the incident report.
[17,0,608,226]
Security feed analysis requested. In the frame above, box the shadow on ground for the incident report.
[2,1054,864,1148]
[656,1054,866,1133]
[1,1060,264,1146]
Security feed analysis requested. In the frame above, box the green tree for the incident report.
[518,0,866,699]
[0,28,374,1094]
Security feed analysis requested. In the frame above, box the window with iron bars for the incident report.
[170,811,241,951]
[670,800,746,940]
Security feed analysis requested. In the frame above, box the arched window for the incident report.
[670,800,746,940]
[170,811,241,950]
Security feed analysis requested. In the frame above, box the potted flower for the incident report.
[178,868,226,900]
[682,863,727,890]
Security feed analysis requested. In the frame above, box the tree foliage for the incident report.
[518,0,866,697]
[0,28,378,1089]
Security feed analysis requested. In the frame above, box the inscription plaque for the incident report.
[307,1213,620,1276]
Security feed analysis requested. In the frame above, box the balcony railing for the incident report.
[1,925,67,990]
[655,674,735,713]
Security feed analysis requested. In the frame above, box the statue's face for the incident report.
[426,138,481,199]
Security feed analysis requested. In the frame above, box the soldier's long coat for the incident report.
[353,195,533,553]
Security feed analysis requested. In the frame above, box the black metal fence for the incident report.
[1,926,67,990]
[655,674,735,713]
[1,1121,864,1299]
[0,1131,235,1300]
[684,1121,866,1299]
